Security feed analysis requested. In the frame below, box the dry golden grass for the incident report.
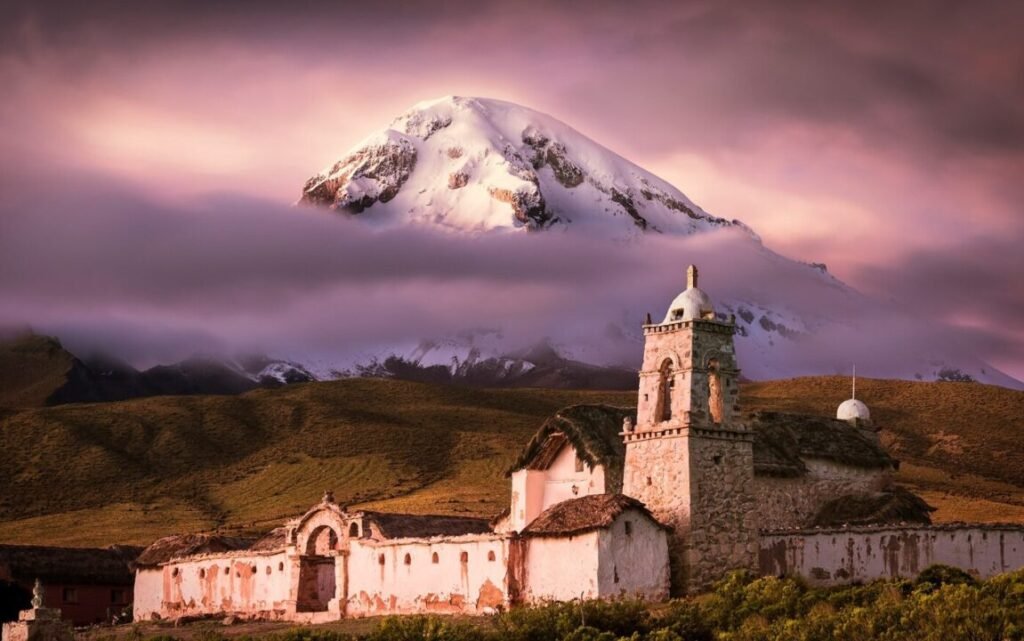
[1,375,1022,547]
[0,379,631,546]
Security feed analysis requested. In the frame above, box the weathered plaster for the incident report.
[135,550,291,621]
[596,511,669,600]
[345,534,511,617]
[760,524,1024,585]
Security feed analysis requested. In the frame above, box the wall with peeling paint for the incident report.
[597,510,670,599]
[345,534,511,617]
[133,552,291,621]
[760,525,1024,586]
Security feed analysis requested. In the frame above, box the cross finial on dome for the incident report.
[687,264,699,289]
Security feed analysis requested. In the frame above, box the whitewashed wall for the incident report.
[345,534,510,616]
[760,525,1024,586]
[511,444,608,532]
[133,569,163,620]
[596,510,670,599]
[521,532,601,602]
[133,551,291,621]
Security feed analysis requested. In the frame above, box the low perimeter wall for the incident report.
[760,524,1024,586]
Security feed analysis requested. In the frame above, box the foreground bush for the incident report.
[132,567,1024,641]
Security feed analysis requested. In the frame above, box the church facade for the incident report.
[133,266,1024,621]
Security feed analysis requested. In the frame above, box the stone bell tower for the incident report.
[621,265,757,594]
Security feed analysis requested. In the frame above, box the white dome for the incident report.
[663,287,715,323]
[837,398,871,422]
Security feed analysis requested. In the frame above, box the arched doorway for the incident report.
[296,525,339,612]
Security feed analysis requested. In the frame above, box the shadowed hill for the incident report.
[0,333,261,407]
[0,333,79,408]
[0,376,1021,547]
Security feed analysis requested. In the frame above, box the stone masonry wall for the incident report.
[753,459,889,530]
[687,432,758,590]
[760,525,1024,586]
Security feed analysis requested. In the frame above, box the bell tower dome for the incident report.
[622,265,757,594]
[634,264,741,430]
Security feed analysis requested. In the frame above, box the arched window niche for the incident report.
[707,357,724,424]
[658,359,675,422]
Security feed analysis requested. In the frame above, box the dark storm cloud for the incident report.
[4,0,1022,159]
[852,234,1024,340]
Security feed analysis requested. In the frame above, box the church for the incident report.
[132,266,1024,622]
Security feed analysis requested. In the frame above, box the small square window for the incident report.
[574,457,585,473]
[62,588,78,604]
[624,521,633,536]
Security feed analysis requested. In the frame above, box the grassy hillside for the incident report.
[0,379,633,546]
[745,376,1024,524]
[0,376,1022,547]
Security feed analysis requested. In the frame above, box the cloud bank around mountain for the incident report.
[1,174,1019,383]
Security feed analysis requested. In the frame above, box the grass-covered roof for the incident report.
[508,404,633,493]
[135,533,254,567]
[749,411,896,477]
[811,488,935,528]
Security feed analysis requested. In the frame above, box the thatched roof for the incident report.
[489,507,511,528]
[361,512,492,539]
[749,411,896,477]
[0,544,140,585]
[135,533,254,567]
[510,405,894,484]
[249,527,288,552]
[812,488,935,527]
[522,493,661,537]
[508,405,633,492]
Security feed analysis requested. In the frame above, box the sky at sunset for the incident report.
[1,0,1022,379]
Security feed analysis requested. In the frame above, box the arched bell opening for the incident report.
[707,358,724,425]
[657,359,675,422]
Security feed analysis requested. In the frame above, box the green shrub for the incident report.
[700,572,812,631]
[497,601,577,641]
[560,626,618,641]
[576,600,651,637]
[367,616,487,641]
[655,600,712,641]
[496,599,650,641]
[261,629,356,641]
[915,564,976,593]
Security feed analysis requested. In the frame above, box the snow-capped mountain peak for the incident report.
[300,96,755,239]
